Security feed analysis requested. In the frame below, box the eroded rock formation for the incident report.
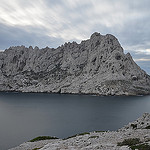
[0,32,150,95]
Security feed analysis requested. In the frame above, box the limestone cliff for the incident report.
[0,32,150,95]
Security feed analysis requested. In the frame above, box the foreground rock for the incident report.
[10,113,150,150]
[0,32,150,95]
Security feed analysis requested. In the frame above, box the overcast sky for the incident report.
[0,0,150,74]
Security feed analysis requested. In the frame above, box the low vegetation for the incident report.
[145,125,150,129]
[32,148,41,150]
[117,138,141,146]
[63,132,90,140]
[130,143,150,150]
[89,136,99,139]
[29,136,58,142]
[117,138,150,150]
[131,124,137,129]
[95,131,106,133]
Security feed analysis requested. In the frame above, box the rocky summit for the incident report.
[0,32,150,95]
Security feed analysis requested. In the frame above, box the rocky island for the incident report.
[10,113,150,150]
[0,32,150,95]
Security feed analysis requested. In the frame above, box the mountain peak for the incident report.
[90,32,101,39]
[0,33,150,95]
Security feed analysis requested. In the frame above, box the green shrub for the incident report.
[130,143,150,150]
[29,136,58,142]
[89,136,99,139]
[95,131,106,133]
[78,132,90,136]
[131,124,137,129]
[32,148,41,150]
[145,125,150,129]
[117,138,141,146]
[64,132,90,140]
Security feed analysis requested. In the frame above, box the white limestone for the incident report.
[0,32,150,95]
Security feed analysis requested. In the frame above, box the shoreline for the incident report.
[0,90,148,97]
[9,113,150,150]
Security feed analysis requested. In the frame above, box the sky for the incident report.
[0,0,150,74]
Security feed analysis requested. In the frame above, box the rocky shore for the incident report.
[0,32,150,95]
[10,113,150,150]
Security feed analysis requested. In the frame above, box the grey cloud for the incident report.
[136,61,150,75]
[118,18,150,48]
[0,0,150,73]
[44,0,65,6]
[124,49,150,75]
[0,23,64,50]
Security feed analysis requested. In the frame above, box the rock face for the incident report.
[0,32,150,95]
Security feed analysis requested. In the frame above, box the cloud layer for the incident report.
[0,0,150,73]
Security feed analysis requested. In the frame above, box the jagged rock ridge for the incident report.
[0,32,150,95]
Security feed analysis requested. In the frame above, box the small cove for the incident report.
[0,92,150,150]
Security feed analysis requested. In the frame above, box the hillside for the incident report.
[0,32,150,95]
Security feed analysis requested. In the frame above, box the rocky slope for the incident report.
[10,113,150,150]
[0,32,150,95]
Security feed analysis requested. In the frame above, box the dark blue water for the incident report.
[0,92,150,150]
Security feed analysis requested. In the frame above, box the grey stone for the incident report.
[0,32,150,95]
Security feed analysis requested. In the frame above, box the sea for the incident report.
[0,92,150,150]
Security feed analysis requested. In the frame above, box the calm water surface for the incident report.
[0,92,150,150]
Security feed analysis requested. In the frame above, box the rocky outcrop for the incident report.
[9,113,150,150]
[120,113,150,130]
[0,32,150,95]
